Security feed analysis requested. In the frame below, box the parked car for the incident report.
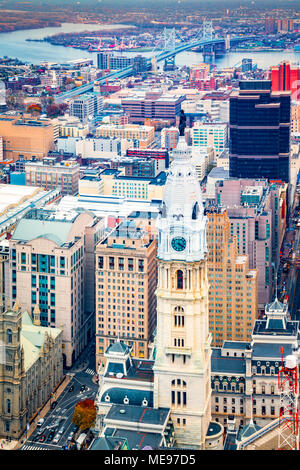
[39,434,46,442]
[51,400,58,409]
[72,424,79,433]
[68,385,74,392]
[58,426,65,435]
[67,432,74,441]
[53,434,60,444]
[80,385,86,392]
[36,418,45,427]
[47,430,55,442]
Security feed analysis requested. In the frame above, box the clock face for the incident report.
[171,236,186,252]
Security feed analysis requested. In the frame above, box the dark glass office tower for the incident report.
[229,80,290,182]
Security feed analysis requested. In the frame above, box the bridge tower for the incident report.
[201,20,215,62]
[162,28,176,71]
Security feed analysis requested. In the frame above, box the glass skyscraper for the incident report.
[229,80,291,183]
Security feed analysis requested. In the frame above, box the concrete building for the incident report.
[69,92,103,124]
[25,158,80,196]
[214,179,288,310]
[212,297,300,435]
[96,124,155,150]
[94,136,224,450]
[9,207,105,367]
[99,169,167,201]
[0,115,55,162]
[161,127,179,150]
[95,220,157,363]
[192,122,228,156]
[121,92,186,125]
[0,303,63,439]
[206,209,258,347]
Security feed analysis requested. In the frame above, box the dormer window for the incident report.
[123,395,129,405]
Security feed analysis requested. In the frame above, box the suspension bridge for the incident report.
[55,21,255,103]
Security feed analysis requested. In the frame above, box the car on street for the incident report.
[80,385,87,392]
[53,434,61,444]
[39,434,46,442]
[72,424,79,433]
[51,400,58,409]
[68,385,74,392]
[37,418,45,427]
[58,426,65,435]
[47,430,55,442]
[67,432,74,441]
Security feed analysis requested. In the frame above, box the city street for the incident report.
[20,340,98,451]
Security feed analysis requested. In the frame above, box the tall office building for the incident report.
[9,208,105,367]
[206,209,258,347]
[229,80,291,183]
[214,178,288,310]
[95,220,157,364]
[94,136,224,450]
[192,122,228,157]
[269,61,300,102]
[69,92,103,124]
[97,52,133,71]
[161,127,179,150]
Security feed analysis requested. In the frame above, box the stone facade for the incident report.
[0,303,63,439]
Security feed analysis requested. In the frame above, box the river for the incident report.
[0,23,299,69]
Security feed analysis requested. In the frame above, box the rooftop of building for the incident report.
[105,404,169,427]
[252,342,294,359]
[104,427,163,450]
[18,309,61,370]
[12,207,96,246]
[211,348,246,374]
[105,356,155,383]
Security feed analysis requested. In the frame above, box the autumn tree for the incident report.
[72,398,96,431]
[27,103,42,116]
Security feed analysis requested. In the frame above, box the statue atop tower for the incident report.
[178,109,186,137]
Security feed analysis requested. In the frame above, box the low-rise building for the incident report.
[25,158,80,196]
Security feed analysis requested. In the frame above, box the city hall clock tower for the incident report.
[153,136,217,449]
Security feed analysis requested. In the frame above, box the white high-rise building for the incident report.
[94,136,223,450]
[153,136,222,449]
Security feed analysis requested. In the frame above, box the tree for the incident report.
[72,398,96,432]
[27,103,42,116]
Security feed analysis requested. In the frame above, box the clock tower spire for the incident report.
[153,136,221,449]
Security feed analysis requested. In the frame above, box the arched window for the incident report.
[174,306,184,327]
[7,329,12,344]
[177,270,183,289]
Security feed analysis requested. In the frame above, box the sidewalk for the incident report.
[6,374,74,451]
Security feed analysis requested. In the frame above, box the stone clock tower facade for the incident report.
[153,136,218,449]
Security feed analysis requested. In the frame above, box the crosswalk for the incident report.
[85,368,95,376]
[21,445,51,451]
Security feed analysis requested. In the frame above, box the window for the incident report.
[109,257,115,270]
[6,399,11,414]
[138,259,144,272]
[128,258,134,271]
[174,306,184,327]
[7,329,12,344]
[177,270,183,289]
[98,256,104,269]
